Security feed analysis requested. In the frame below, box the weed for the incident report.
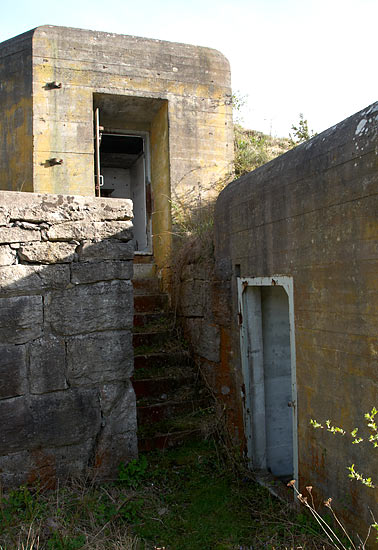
[310,408,378,488]
[0,440,336,550]
[47,533,85,550]
[118,455,148,488]
[289,113,317,146]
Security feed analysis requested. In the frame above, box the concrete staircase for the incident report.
[132,257,214,452]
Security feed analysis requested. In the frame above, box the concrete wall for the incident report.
[0,191,136,487]
[0,30,33,192]
[213,102,378,537]
[0,25,233,286]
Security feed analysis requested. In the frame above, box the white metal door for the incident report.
[238,277,298,480]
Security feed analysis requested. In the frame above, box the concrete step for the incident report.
[133,312,172,328]
[134,293,168,314]
[133,262,156,280]
[132,374,197,399]
[137,405,216,452]
[133,277,160,295]
[138,429,202,452]
[134,351,191,371]
[133,330,171,348]
[137,396,211,424]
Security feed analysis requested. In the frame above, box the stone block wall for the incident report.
[0,191,136,487]
[176,239,244,443]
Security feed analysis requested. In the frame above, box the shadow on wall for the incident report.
[0,192,137,488]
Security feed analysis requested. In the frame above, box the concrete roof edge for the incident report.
[30,24,230,65]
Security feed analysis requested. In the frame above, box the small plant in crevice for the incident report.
[289,112,317,146]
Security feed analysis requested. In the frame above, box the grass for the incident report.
[0,439,337,550]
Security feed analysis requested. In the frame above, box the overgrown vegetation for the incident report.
[289,113,317,146]
[1,440,339,550]
[234,125,291,178]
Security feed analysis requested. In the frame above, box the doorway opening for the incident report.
[238,277,298,481]
[95,127,151,253]
[93,93,170,262]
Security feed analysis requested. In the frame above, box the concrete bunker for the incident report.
[212,101,378,537]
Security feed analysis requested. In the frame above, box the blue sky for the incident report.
[1,0,377,137]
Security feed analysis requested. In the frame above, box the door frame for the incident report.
[237,276,298,481]
[95,122,152,254]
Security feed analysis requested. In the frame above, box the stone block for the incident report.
[94,432,138,478]
[1,191,133,223]
[181,261,212,281]
[29,336,67,394]
[185,319,220,363]
[102,381,137,435]
[0,344,27,399]
[0,440,97,488]
[78,240,134,261]
[99,382,125,415]
[66,330,133,386]
[180,279,206,317]
[0,209,7,226]
[0,245,16,266]
[42,439,95,481]
[48,220,133,241]
[0,226,41,244]
[18,242,77,263]
[0,264,70,294]
[28,389,101,448]
[0,397,30,454]
[46,280,133,336]
[95,381,137,476]
[71,260,133,284]
[0,295,43,344]
[0,450,31,488]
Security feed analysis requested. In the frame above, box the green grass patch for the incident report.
[0,440,340,550]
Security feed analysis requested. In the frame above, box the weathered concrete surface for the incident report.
[0,25,233,289]
[214,102,378,541]
[0,30,33,193]
[0,190,133,222]
[0,190,136,486]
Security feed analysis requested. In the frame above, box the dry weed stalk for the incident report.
[287,480,375,550]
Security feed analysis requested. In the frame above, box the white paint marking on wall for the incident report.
[355,119,367,135]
